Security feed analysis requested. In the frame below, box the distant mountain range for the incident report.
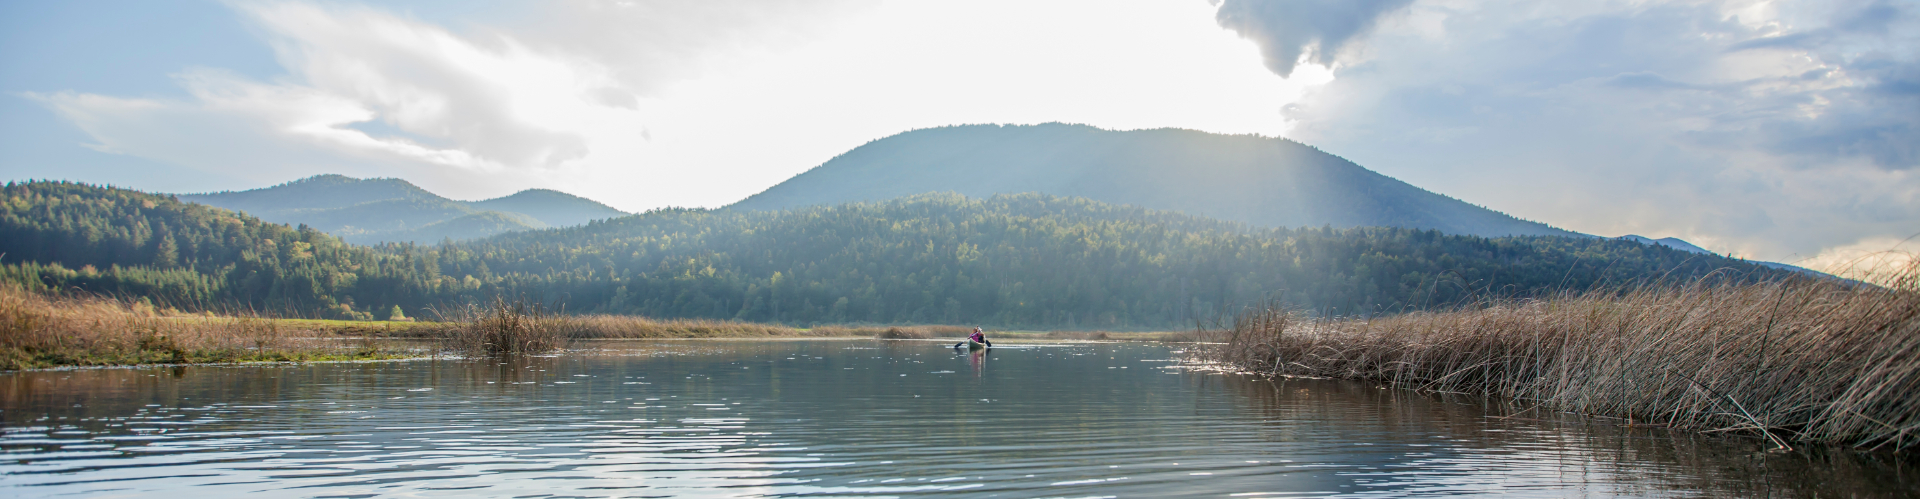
[1614,234,1835,279]
[3,182,1804,324]
[147,125,1830,280]
[730,123,1580,239]
[1616,235,1713,255]
[179,175,626,244]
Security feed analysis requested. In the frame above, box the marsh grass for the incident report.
[553,320,970,340]
[433,299,926,353]
[872,327,931,339]
[567,315,826,338]
[1201,263,1920,452]
[1045,330,1115,340]
[0,285,406,370]
[441,297,567,356]
[850,325,970,339]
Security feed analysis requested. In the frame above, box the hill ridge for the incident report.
[730,123,1580,239]
[3,182,1801,325]
[179,175,627,244]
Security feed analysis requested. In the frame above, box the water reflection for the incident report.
[959,346,988,377]
[1206,372,1920,497]
[0,340,1912,498]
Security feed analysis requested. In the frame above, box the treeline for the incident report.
[1,181,1796,328]
[0,181,442,319]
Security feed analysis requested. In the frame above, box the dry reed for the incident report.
[1200,262,1920,452]
[872,327,931,339]
[431,301,909,349]
[0,284,394,369]
[1045,330,1115,340]
[819,324,971,339]
[441,297,568,356]
[564,314,821,338]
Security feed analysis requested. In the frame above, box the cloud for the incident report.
[509,0,875,96]
[1238,0,1919,261]
[1797,234,1919,287]
[32,1,606,176]
[1212,0,1415,77]
[24,0,867,195]
[239,1,602,169]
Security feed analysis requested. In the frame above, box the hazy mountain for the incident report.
[5,182,1803,324]
[731,123,1580,238]
[469,189,629,228]
[1614,234,1847,283]
[180,175,626,244]
[1617,235,1713,254]
[385,211,549,244]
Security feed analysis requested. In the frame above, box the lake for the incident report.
[2,340,1914,497]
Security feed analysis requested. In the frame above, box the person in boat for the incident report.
[958,327,992,348]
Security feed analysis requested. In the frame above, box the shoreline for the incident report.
[0,335,1181,372]
[1199,271,1920,453]
[2,286,1192,370]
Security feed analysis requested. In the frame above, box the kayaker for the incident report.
[968,327,992,348]
[956,327,992,348]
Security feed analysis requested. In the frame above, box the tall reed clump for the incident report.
[565,315,823,338]
[854,325,972,339]
[1201,263,1920,452]
[444,297,569,356]
[0,284,384,369]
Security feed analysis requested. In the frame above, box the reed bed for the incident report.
[1045,330,1115,340]
[1200,264,1920,452]
[0,285,398,369]
[563,314,829,338]
[843,325,971,339]
[432,301,910,352]
[440,297,569,356]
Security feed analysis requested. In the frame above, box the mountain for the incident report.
[468,189,630,228]
[179,175,626,244]
[731,123,1580,238]
[5,181,1805,325]
[1617,235,1712,254]
[1615,234,1842,281]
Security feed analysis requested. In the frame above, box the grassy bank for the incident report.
[0,285,418,370]
[2,281,1180,368]
[0,287,1000,367]
[1199,264,1920,452]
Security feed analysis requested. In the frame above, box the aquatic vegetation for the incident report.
[442,297,568,356]
[1045,330,1115,340]
[0,284,409,370]
[565,314,846,338]
[854,325,973,339]
[1202,261,1920,452]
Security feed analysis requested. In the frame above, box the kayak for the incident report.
[968,339,987,350]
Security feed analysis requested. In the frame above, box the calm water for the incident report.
[1,340,1914,498]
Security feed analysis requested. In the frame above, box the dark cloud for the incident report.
[1213,0,1414,77]
[1247,0,1919,260]
[1721,1,1920,171]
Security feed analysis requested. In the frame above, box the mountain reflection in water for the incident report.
[1,340,1913,497]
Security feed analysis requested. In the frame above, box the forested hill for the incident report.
[730,123,1579,238]
[180,175,627,244]
[4,181,1796,328]
[0,181,420,319]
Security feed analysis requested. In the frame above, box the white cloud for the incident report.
[37,1,618,178]
[29,0,1303,208]
[1798,235,1919,287]
[1224,0,1920,261]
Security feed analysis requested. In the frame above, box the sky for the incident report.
[1,0,1914,274]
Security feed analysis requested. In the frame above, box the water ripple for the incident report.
[1,341,1911,497]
